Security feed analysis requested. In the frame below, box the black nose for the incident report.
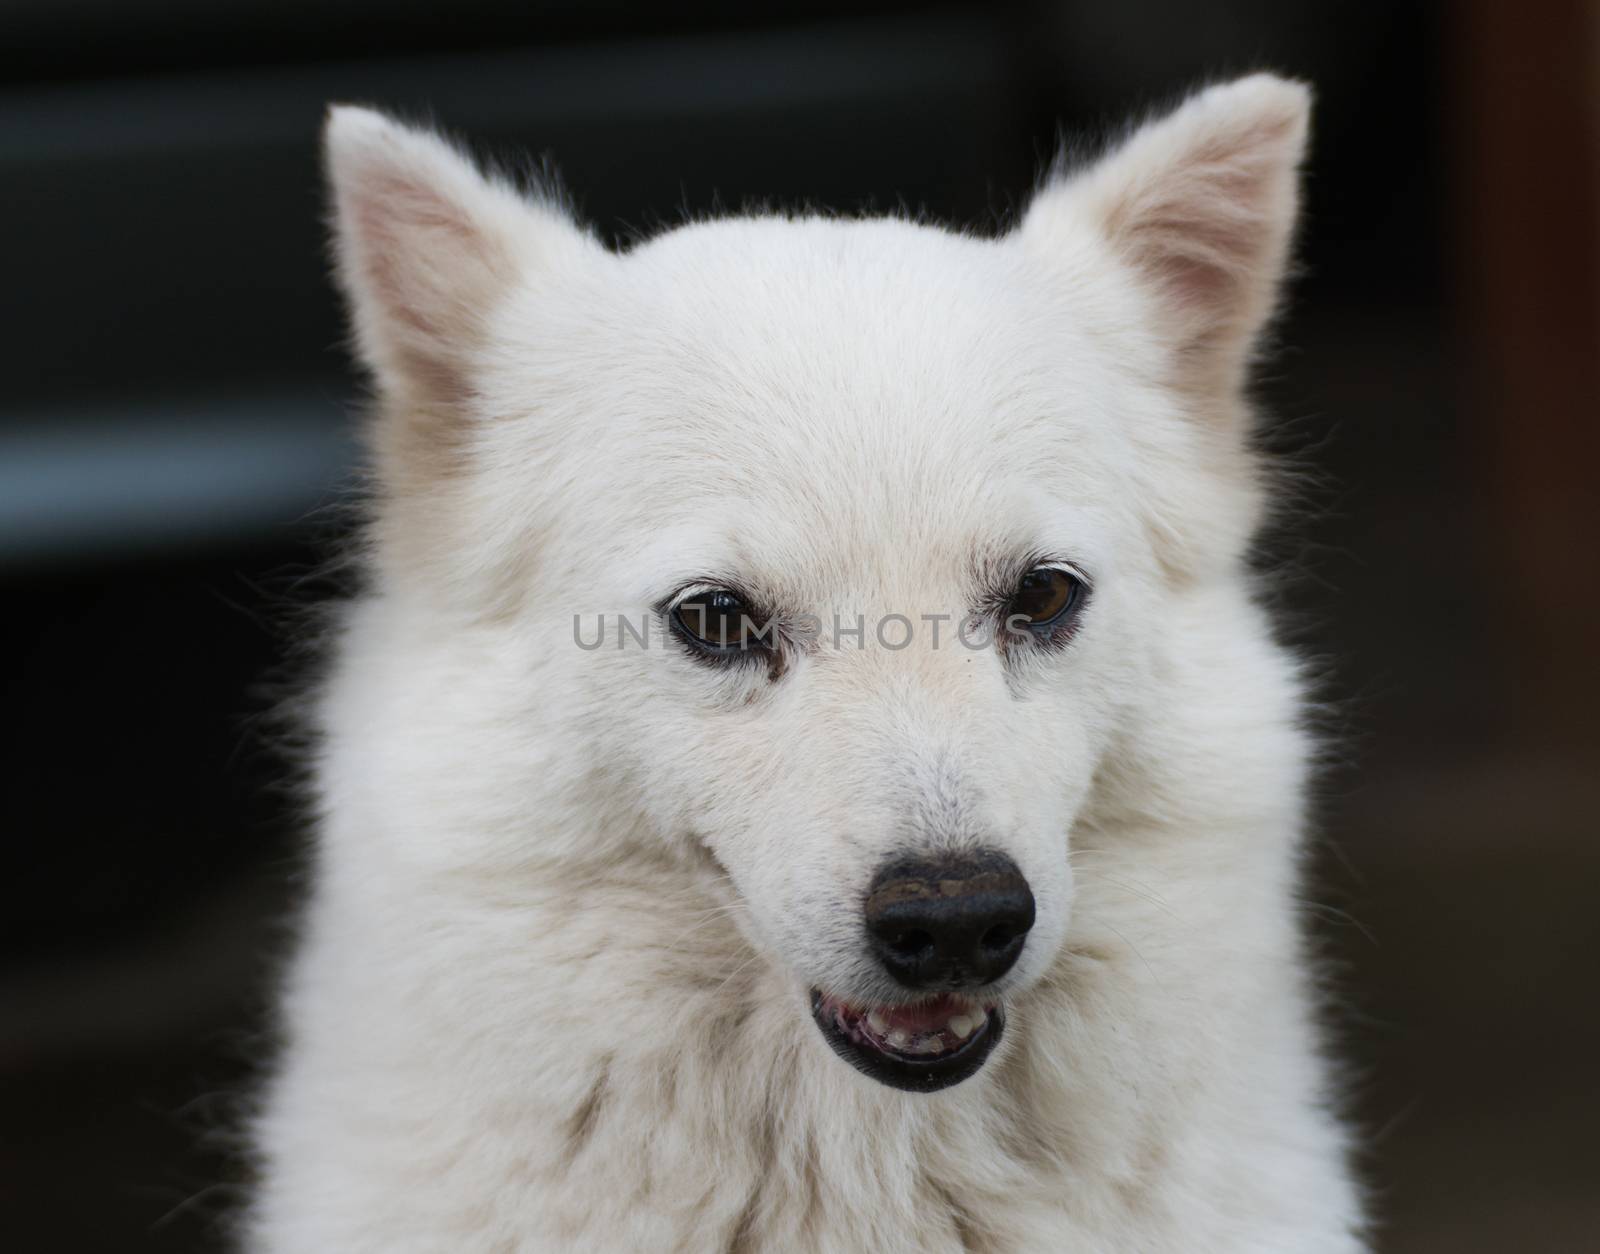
[864,851,1035,991]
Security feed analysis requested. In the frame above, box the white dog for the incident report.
[249,74,1364,1251]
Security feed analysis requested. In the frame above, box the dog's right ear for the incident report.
[323,107,588,446]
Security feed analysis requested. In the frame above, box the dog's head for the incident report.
[323,76,1308,1092]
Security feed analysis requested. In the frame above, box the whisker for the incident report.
[1073,908,1165,992]
[1074,867,1182,921]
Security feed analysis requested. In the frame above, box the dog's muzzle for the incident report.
[809,850,1031,1091]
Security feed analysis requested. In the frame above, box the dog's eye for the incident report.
[672,590,770,653]
[1005,567,1082,630]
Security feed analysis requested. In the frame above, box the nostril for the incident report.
[981,923,1016,953]
[888,929,934,960]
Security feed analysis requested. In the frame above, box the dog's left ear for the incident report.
[1023,74,1310,408]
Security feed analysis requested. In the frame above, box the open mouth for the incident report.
[810,989,1003,1092]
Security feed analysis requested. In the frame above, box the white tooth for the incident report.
[918,1035,947,1055]
[887,1029,911,1050]
[866,1009,888,1034]
[948,1014,975,1040]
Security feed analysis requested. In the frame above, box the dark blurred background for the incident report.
[3,2,1597,1250]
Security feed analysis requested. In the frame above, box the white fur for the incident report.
[250,76,1365,1251]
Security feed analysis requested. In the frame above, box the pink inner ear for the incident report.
[342,167,508,405]
[1103,98,1306,350]
[1117,155,1285,326]
[351,172,476,336]
[1134,210,1258,318]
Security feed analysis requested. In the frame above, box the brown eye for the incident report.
[1005,567,1081,630]
[672,590,768,653]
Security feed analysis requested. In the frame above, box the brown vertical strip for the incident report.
[1454,0,1600,744]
